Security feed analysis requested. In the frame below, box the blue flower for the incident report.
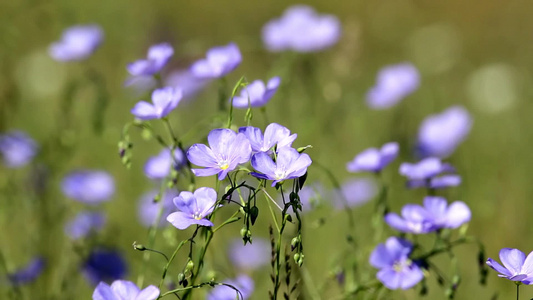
[190,43,241,78]
[228,238,270,271]
[239,123,296,153]
[7,256,45,286]
[207,275,254,300]
[131,87,183,121]
[417,106,472,158]
[487,248,533,284]
[333,177,378,209]
[49,25,103,62]
[93,280,159,300]
[399,157,460,189]
[0,130,38,168]
[144,148,186,180]
[366,63,420,109]
[65,211,106,240]
[385,196,471,234]
[251,147,312,187]
[370,237,424,290]
[346,142,399,173]
[166,187,217,230]
[138,189,178,228]
[165,69,211,100]
[61,170,115,204]
[262,5,341,52]
[127,43,174,76]
[83,248,127,285]
[231,77,281,108]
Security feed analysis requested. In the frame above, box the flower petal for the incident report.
[187,144,218,168]
[131,101,157,120]
[93,282,118,300]
[111,280,139,299]
[135,285,160,300]
[444,201,471,228]
[486,258,512,277]
[251,152,276,179]
[500,248,526,275]
[194,187,217,217]
[167,212,196,230]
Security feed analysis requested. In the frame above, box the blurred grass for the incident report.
[1,0,533,299]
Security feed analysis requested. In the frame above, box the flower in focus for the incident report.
[486,248,533,284]
[417,106,472,158]
[333,177,378,209]
[0,130,38,168]
[187,128,251,180]
[93,280,159,300]
[369,237,424,290]
[228,238,270,271]
[7,256,45,286]
[366,63,420,110]
[62,170,115,204]
[262,5,341,52]
[346,142,399,173]
[131,87,182,121]
[49,24,103,62]
[127,43,174,77]
[190,43,241,78]
[138,189,178,228]
[65,211,106,240]
[251,147,312,187]
[231,77,281,108]
[167,187,217,230]
[239,123,296,153]
[399,157,460,189]
[83,248,127,285]
[165,69,211,100]
[385,196,471,234]
[144,148,186,180]
[207,274,254,300]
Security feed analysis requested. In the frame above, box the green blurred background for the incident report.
[2,0,533,299]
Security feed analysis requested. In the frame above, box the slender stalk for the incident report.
[516,282,520,300]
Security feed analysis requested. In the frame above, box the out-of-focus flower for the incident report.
[138,189,177,228]
[207,274,254,300]
[231,77,281,108]
[366,63,420,109]
[262,5,341,52]
[7,256,45,286]
[62,170,115,204]
[251,147,312,187]
[0,130,38,168]
[127,43,174,77]
[49,25,103,62]
[346,142,399,173]
[187,128,251,180]
[93,280,159,300]
[165,69,211,100]
[131,87,182,121]
[281,183,325,213]
[417,106,472,158]
[369,237,424,290]
[167,187,217,230]
[144,148,186,180]
[190,43,241,78]
[385,196,471,234]
[239,123,296,153]
[487,248,533,284]
[83,248,127,285]
[399,157,460,189]
[333,177,378,209]
[65,211,106,240]
[228,238,270,270]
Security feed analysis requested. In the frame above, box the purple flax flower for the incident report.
[167,187,217,230]
[7,256,45,286]
[333,177,378,209]
[65,211,106,240]
[346,142,399,173]
[138,189,178,228]
[385,196,471,234]
[83,248,127,285]
[239,123,296,153]
[187,128,251,180]
[93,280,159,300]
[369,237,424,290]
[207,274,254,300]
[127,43,174,76]
[0,130,38,168]
[62,170,115,204]
[228,238,270,270]
[165,69,211,100]
[144,148,186,180]
[417,106,473,158]
[262,5,341,52]
[366,63,420,109]
[251,147,312,187]
[190,43,241,78]
[49,24,103,62]
[131,87,183,120]
[486,248,533,284]
[231,77,281,108]
[399,157,460,189]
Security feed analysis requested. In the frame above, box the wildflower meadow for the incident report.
[2,1,533,299]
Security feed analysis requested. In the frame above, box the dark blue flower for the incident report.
[83,249,127,285]
[7,256,45,286]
